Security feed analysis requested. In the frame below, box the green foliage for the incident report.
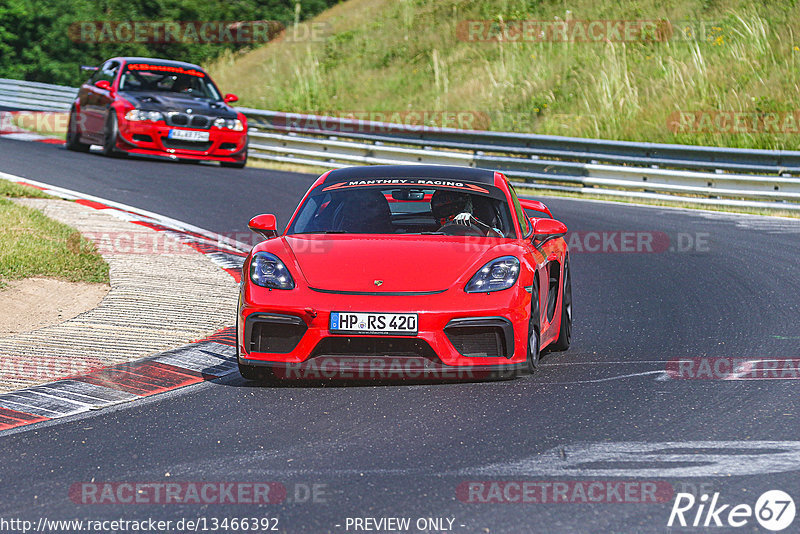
[0,0,339,86]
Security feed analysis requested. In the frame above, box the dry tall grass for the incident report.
[208,0,800,149]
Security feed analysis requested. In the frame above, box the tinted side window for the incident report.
[92,61,118,84]
[508,184,530,237]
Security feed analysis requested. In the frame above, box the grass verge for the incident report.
[0,179,109,289]
[209,0,800,151]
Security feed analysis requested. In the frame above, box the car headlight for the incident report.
[214,117,244,131]
[124,110,163,122]
[465,256,520,293]
[249,252,294,290]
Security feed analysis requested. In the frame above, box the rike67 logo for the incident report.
[668,490,796,531]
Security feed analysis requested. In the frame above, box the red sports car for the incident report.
[66,57,248,167]
[237,165,572,381]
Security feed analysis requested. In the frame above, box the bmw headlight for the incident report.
[214,117,244,131]
[249,252,294,290]
[465,256,520,293]
[124,109,163,122]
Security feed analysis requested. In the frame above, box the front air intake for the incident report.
[246,314,307,354]
[444,318,514,358]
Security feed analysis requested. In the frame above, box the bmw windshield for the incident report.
[119,63,222,101]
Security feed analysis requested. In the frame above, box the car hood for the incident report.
[118,92,237,118]
[277,234,516,293]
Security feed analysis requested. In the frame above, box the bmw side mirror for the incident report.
[249,214,278,239]
[224,93,239,104]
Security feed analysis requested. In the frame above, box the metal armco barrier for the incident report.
[240,109,800,211]
[0,79,78,112]
[2,78,799,211]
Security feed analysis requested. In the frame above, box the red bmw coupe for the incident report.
[66,57,248,167]
[237,165,572,381]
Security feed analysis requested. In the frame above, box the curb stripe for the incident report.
[75,362,205,397]
[0,408,49,431]
[0,173,251,434]
[0,329,240,434]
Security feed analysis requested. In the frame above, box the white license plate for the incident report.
[330,312,418,335]
[168,129,209,142]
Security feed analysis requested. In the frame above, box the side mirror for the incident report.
[94,80,111,91]
[248,214,278,239]
[224,93,239,104]
[532,218,567,242]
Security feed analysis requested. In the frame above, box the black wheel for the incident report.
[101,112,122,157]
[65,108,90,152]
[221,147,247,168]
[550,259,572,352]
[526,277,541,373]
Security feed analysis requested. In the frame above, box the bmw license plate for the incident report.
[168,129,209,142]
[330,312,418,335]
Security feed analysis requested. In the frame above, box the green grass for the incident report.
[209,0,800,151]
[8,112,67,140]
[0,180,54,199]
[0,179,109,288]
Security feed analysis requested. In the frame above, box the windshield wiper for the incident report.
[293,230,348,234]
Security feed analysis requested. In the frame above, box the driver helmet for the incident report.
[430,190,473,225]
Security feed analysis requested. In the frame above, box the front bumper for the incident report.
[237,284,533,373]
[117,120,247,162]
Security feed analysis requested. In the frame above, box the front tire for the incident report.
[101,112,122,157]
[550,259,572,352]
[65,108,90,152]
[526,277,541,373]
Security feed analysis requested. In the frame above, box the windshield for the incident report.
[118,63,222,100]
[287,181,516,238]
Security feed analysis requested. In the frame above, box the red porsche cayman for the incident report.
[237,165,572,381]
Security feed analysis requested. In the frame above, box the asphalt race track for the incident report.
[1,138,799,533]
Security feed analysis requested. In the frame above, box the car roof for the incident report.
[323,165,498,185]
[109,57,205,71]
